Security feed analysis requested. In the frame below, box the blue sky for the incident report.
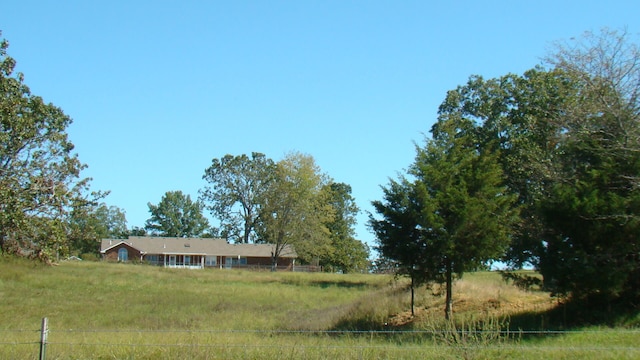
[2,1,639,248]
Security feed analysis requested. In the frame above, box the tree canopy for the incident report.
[145,191,210,238]
[479,29,640,303]
[370,115,519,318]
[201,152,275,243]
[256,152,333,269]
[68,203,128,255]
[321,183,369,273]
[0,34,101,261]
[200,152,366,271]
[536,29,640,301]
[380,28,640,315]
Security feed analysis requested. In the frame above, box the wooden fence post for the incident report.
[39,317,48,360]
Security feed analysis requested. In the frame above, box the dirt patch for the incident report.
[386,310,417,327]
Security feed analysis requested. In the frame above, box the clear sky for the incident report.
[2,1,639,248]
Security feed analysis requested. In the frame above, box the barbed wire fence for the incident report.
[2,319,640,359]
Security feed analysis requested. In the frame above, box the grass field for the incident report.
[1,256,638,359]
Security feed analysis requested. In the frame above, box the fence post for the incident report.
[39,317,48,360]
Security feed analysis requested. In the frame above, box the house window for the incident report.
[228,257,247,266]
[118,248,128,262]
[205,256,217,266]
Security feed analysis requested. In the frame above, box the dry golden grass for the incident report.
[384,271,556,329]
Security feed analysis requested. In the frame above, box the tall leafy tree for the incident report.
[435,28,640,307]
[68,203,128,255]
[201,152,275,243]
[321,182,369,273]
[256,152,333,269]
[371,116,518,319]
[536,29,640,302]
[145,191,210,237]
[0,34,100,261]
[437,69,575,269]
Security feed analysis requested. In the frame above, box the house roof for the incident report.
[100,236,297,258]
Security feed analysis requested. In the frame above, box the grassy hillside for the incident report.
[0,256,393,331]
[1,256,638,359]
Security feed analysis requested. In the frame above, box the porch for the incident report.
[144,254,207,269]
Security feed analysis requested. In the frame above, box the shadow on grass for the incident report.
[307,280,371,289]
[279,277,373,289]
[327,294,640,345]
[513,295,640,330]
[331,314,387,332]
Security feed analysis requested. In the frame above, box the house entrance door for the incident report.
[225,257,233,269]
[169,255,177,266]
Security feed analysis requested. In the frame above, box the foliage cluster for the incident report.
[144,190,210,237]
[200,151,369,272]
[119,149,369,273]
[0,32,111,261]
[370,28,640,319]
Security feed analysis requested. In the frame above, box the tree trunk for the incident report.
[445,258,453,320]
[410,275,415,317]
[243,209,252,244]
[271,251,278,272]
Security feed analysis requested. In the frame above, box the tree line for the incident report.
[0,31,368,271]
[369,28,640,318]
[142,152,369,272]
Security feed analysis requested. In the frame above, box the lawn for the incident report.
[1,256,638,359]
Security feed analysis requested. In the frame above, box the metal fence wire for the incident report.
[2,322,640,359]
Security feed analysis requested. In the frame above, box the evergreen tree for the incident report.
[538,29,640,302]
[371,116,518,319]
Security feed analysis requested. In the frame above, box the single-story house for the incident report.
[100,236,297,270]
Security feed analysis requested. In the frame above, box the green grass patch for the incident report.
[1,256,638,359]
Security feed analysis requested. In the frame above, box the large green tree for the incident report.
[68,203,128,255]
[370,177,436,316]
[201,152,275,243]
[0,34,99,261]
[256,152,333,269]
[536,29,640,302]
[436,69,575,269]
[321,182,369,273]
[371,116,518,319]
[436,28,640,306]
[145,191,210,237]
